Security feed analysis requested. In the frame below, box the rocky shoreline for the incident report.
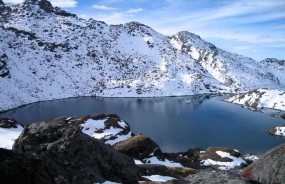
[0,114,284,183]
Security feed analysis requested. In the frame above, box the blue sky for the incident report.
[4,0,285,61]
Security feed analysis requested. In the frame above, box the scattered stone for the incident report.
[114,135,160,160]
[243,143,285,184]
[12,117,139,184]
[269,125,285,137]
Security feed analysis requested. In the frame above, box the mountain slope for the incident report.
[0,0,283,111]
[170,32,281,91]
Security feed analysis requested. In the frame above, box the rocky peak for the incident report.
[172,31,216,51]
[21,0,76,17]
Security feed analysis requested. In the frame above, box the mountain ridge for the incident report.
[0,0,284,111]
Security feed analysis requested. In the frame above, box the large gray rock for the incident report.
[243,143,285,183]
[13,116,139,184]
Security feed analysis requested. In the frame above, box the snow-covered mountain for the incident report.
[0,0,283,111]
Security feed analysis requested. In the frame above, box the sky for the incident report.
[3,0,285,61]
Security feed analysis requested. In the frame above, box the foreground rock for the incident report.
[269,125,285,137]
[0,148,48,184]
[12,116,139,184]
[174,169,248,184]
[243,143,285,183]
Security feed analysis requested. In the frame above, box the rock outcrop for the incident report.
[201,147,241,162]
[243,143,285,183]
[12,116,139,184]
[269,125,285,137]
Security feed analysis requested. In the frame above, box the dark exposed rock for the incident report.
[0,54,10,78]
[200,147,241,162]
[281,113,285,119]
[114,135,160,160]
[0,148,49,184]
[0,117,22,128]
[0,0,4,5]
[12,117,139,184]
[243,143,285,184]
[173,169,248,184]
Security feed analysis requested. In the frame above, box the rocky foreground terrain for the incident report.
[0,114,284,183]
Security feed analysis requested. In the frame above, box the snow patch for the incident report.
[81,118,132,145]
[142,175,176,182]
[144,156,182,167]
[0,126,24,149]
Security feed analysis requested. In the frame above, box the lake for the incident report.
[1,94,284,154]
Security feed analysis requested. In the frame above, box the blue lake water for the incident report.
[1,94,284,154]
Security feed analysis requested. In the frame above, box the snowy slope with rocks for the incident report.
[260,58,285,87]
[226,89,285,111]
[0,0,283,111]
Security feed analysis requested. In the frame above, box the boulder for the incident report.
[114,135,160,160]
[281,113,285,119]
[200,147,240,162]
[243,143,285,184]
[12,117,139,184]
[0,117,22,128]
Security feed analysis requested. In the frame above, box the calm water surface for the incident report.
[1,95,284,154]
